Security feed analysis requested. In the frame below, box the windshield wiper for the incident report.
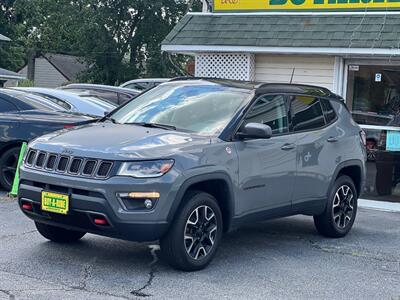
[101,116,118,124]
[127,122,176,131]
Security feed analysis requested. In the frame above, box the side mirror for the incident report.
[237,123,272,140]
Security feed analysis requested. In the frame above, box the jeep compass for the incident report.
[18,79,366,271]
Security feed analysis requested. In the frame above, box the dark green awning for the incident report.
[162,13,400,51]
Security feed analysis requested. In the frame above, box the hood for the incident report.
[8,109,95,124]
[30,122,211,160]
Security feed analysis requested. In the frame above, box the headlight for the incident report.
[118,159,174,178]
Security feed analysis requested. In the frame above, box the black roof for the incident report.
[168,77,336,98]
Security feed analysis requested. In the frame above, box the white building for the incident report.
[162,5,400,203]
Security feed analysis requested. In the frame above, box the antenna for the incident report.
[289,68,295,84]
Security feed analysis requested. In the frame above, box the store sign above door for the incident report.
[214,0,400,12]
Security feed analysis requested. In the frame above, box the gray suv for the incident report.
[18,79,366,271]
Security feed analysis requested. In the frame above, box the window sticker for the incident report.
[386,130,400,152]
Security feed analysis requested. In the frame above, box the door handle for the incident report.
[281,143,296,150]
[327,136,339,143]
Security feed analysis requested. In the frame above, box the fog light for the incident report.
[144,199,153,209]
[117,192,159,211]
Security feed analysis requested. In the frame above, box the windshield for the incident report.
[110,82,252,135]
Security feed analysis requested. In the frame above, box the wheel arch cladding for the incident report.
[336,162,364,197]
[0,141,24,155]
[168,173,235,232]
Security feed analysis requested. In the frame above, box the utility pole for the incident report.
[202,0,212,12]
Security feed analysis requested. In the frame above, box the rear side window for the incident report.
[244,94,289,135]
[118,93,134,104]
[35,93,72,110]
[290,95,326,132]
[0,98,18,113]
[321,99,337,124]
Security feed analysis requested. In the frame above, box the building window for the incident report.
[347,64,400,203]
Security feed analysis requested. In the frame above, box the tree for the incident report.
[1,0,201,84]
[0,0,25,71]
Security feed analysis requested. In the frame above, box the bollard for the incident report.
[9,142,28,197]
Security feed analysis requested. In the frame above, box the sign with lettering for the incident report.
[214,0,400,12]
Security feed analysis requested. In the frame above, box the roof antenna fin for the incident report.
[289,68,295,84]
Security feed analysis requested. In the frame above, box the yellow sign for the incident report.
[214,0,400,12]
[41,191,69,215]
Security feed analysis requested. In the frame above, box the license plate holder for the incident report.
[41,191,69,215]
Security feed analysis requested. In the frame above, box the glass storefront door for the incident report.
[346,62,400,203]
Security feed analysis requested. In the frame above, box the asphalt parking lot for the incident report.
[0,194,399,300]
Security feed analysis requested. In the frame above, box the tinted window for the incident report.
[119,93,135,104]
[0,90,60,111]
[34,93,72,110]
[321,99,336,124]
[0,98,18,113]
[244,95,288,135]
[290,96,325,132]
[127,82,149,91]
[65,88,120,104]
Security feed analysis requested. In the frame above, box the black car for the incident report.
[0,89,94,190]
[59,84,140,105]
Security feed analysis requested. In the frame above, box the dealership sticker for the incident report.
[386,131,400,151]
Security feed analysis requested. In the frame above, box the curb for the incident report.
[359,199,400,213]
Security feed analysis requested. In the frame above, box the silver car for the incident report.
[13,87,117,117]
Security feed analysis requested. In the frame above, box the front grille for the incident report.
[26,150,36,165]
[46,154,57,170]
[24,149,113,179]
[69,158,82,174]
[57,157,69,172]
[82,160,96,176]
[35,152,46,168]
[97,162,113,177]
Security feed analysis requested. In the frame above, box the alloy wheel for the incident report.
[184,205,217,260]
[2,150,18,188]
[332,185,354,229]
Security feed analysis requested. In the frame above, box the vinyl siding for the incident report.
[255,55,335,90]
[34,58,68,88]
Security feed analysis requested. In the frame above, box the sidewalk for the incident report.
[359,198,400,213]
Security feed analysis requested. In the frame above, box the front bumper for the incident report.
[18,165,180,242]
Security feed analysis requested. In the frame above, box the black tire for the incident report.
[314,175,358,238]
[35,222,86,243]
[0,146,21,191]
[160,190,223,271]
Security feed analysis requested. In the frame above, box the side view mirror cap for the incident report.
[237,123,272,140]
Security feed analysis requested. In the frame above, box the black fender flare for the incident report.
[329,159,366,198]
[166,171,236,232]
[0,140,25,156]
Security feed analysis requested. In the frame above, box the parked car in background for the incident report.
[18,79,366,271]
[11,88,117,117]
[120,78,170,91]
[60,84,140,105]
[0,89,94,190]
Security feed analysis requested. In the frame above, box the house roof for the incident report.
[0,34,10,42]
[0,68,25,80]
[43,53,87,81]
[162,12,400,55]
